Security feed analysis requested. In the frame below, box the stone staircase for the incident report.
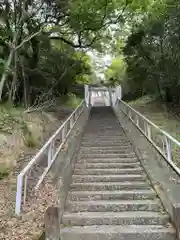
[60,107,176,240]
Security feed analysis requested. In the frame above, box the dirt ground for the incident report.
[0,105,73,240]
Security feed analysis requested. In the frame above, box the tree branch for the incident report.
[15,27,44,51]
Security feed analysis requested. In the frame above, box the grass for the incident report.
[63,94,82,108]
[128,95,180,141]
[0,103,24,134]
[0,103,41,179]
[128,95,180,165]
[0,97,76,179]
[21,121,38,148]
[0,166,10,179]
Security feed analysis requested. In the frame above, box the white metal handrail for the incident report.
[117,98,180,176]
[15,101,85,215]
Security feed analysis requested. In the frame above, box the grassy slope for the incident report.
[0,95,82,178]
[0,95,82,239]
[129,96,180,141]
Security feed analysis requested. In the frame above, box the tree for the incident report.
[105,56,127,86]
[0,0,135,106]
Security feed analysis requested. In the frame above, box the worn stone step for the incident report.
[60,225,175,240]
[73,167,144,175]
[79,149,135,154]
[62,211,169,226]
[82,133,127,136]
[75,162,141,169]
[68,190,157,201]
[82,140,130,145]
[82,137,127,141]
[80,146,133,150]
[77,158,138,164]
[83,136,125,139]
[83,132,124,135]
[72,174,147,183]
[84,127,121,130]
[79,153,136,160]
[66,200,162,212]
[81,143,132,147]
[70,182,151,191]
[82,137,129,140]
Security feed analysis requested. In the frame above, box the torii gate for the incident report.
[84,85,122,107]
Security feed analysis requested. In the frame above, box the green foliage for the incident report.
[0,0,126,106]
[1,0,176,107]
[117,0,180,104]
[105,56,127,86]
[0,104,23,133]
[64,94,82,108]
[0,166,9,179]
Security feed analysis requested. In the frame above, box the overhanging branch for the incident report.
[49,35,98,49]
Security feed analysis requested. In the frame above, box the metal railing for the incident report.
[15,101,85,215]
[117,98,180,176]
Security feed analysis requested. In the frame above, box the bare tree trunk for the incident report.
[20,56,28,108]
[0,49,14,101]
[8,50,18,102]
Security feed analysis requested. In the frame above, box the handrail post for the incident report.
[15,173,23,215]
[165,136,172,162]
[84,84,89,107]
[108,87,113,106]
[89,87,92,107]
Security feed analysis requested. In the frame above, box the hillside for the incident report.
[0,100,77,239]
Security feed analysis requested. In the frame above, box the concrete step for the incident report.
[72,174,147,183]
[79,149,135,154]
[75,162,141,169]
[83,133,125,136]
[82,140,130,145]
[73,167,144,175]
[82,134,127,137]
[68,190,157,201]
[81,143,132,147]
[66,200,162,212]
[60,225,175,240]
[82,137,130,141]
[83,135,125,138]
[79,154,136,159]
[80,146,133,150]
[82,137,128,141]
[84,130,122,132]
[62,211,169,226]
[77,158,138,164]
[70,182,151,191]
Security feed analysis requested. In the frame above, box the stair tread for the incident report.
[69,190,156,195]
[74,167,143,171]
[71,181,149,185]
[75,163,140,166]
[72,175,147,182]
[61,225,175,233]
[63,211,168,218]
[68,190,156,201]
[73,174,146,177]
[68,199,161,204]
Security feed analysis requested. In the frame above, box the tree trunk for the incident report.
[0,49,14,101]
[8,50,18,102]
